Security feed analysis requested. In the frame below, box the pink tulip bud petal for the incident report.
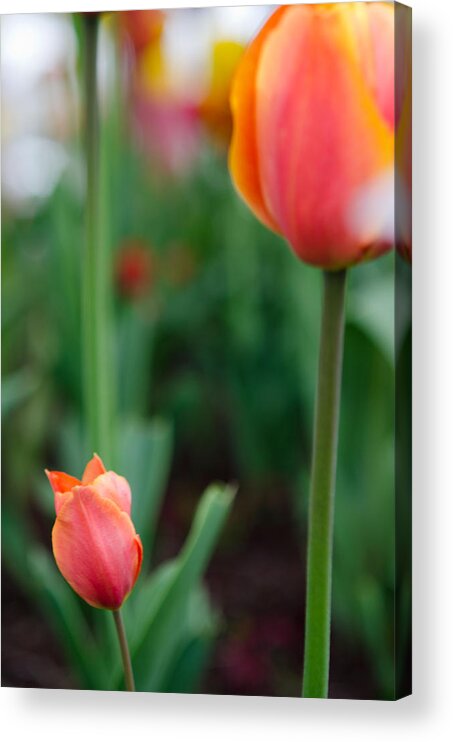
[82,453,106,484]
[45,470,82,514]
[91,471,132,516]
[52,485,142,610]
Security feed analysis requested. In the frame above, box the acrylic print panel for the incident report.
[1,3,412,699]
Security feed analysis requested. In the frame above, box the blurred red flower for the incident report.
[115,240,153,299]
[118,10,165,57]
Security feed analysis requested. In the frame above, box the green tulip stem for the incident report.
[83,13,113,462]
[302,268,347,698]
[112,609,136,692]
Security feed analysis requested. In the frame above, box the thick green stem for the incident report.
[302,269,347,698]
[112,609,135,692]
[83,14,113,461]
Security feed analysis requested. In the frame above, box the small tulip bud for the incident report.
[46,454,143,610]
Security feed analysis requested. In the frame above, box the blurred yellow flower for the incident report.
[199,40,244,146]
[138,41,168,98]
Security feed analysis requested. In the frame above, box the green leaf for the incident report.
[119,417,173,561]
[30,546,110,690]
[159,585,218,693]
[59,414,89,477]
[2,507,107,689]
[1,370,40,419]
[348,263,395,365]
[117,306,155,418]
[120,483,235,691]
[332,323,395,697]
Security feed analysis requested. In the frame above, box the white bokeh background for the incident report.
[1,0,452,740]
[1,7,272,211]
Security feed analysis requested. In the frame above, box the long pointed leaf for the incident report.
[119,483,235,690]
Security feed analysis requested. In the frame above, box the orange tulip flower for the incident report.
[46,454,143,610]
[119,9,165,57]
[229,2,398,270]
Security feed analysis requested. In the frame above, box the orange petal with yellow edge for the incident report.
[255,4,394,268]
[228,6,287,233]
[346,1,394,129]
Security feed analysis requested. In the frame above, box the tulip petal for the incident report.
[91,471,132,516]
[82,453,106,484]
[133,534,143,584]
[366,2,395,129]
[52,486,142,609]
[255,4,394,268]
[228,6,287,232]
[45,470,82,515]
[347,2,394,129]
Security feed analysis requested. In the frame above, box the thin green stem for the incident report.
[83,14,113,461]
[112,609,135,692]
[302,269,347,698]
